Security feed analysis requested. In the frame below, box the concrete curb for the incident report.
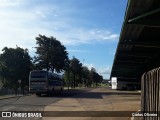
[0,94,31,100]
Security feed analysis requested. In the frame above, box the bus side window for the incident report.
[56,82,62,86]
[48,75,51,79]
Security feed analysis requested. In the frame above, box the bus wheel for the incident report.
[48,89,54,96]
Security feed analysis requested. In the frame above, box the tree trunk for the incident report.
[73,73,76,88]
[67,71,70,90]
[51,67,54,73]
[46,61,49,71]
[67,83,69,90]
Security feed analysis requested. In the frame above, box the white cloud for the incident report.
[98,67,111,74]
[36,11,46,18]
[53,28,119,46]
[82,64,111,79]
[83,63,94,70]
[0,0,119,55]
[68,49,89,53]
[0,0,20,7]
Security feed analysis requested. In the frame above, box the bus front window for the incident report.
[31,71,47,78]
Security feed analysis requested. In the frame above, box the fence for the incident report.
[141,67,160,120]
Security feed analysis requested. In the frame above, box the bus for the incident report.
[111,77,117,89]
[29,70,63,96]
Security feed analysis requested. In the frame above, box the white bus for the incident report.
[111,77,117,89]
[29,70,63,96]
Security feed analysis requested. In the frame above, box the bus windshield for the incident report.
[30,71,47,78]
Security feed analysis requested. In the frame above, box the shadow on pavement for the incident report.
[40,88,141,99]
[40,88,92,98]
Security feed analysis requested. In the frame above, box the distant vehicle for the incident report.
[29,70,63,96]
[111,77,117,89]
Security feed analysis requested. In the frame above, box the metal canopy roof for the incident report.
[110,0,160,79]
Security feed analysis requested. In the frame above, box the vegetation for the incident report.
[63,56,103,89]
[0,34,104,94]
[34,34,68,73]
[0,46,32,94]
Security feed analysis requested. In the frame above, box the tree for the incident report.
[0,46,32,94]
[63,59,103,88]
[64,59,71,89]
[89,67,103,87]
[34,34,68,73]
[70,56,82,88]
[82,66,90,87]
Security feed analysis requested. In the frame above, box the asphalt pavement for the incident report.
[0,87,141,120]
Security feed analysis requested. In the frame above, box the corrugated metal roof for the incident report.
[110,0,160,80]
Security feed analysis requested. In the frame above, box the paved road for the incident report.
[0,94,60,120]
[0,87,141,120]
[0,88,92,120]
[43,87,140,120]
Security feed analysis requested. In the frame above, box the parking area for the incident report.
[43,87,141,120]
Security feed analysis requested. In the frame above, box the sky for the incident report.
[0,0,127,79]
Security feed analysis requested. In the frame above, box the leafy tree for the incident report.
[89,67,103,87]
[0,46,32,94]
[64,59,71,89]
[70,56,82,88]
[34,34,68,72]
[82,66,90,87]
[93,72,103,86]
[64,60,103,88]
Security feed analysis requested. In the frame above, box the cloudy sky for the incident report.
[0,0,127,79]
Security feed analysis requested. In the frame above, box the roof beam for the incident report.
[120,41,160,48]
[116,51,153,57]
[128,8,160,27]
[128,8,160,23]
[115,60,144,64]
